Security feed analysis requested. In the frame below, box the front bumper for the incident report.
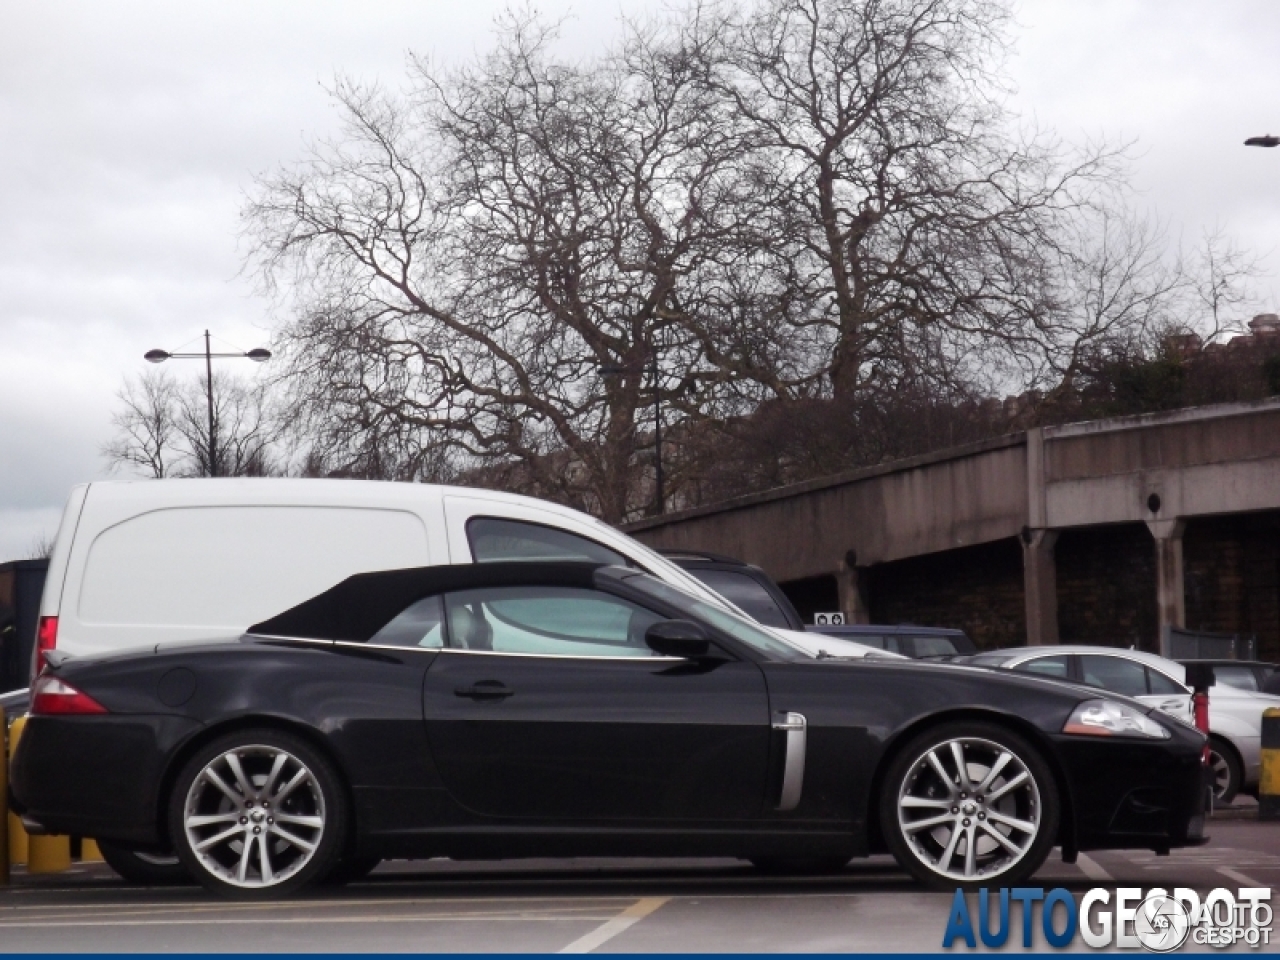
[1053,722,1208,852]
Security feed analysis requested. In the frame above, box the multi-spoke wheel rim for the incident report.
[183,745,325,889]
[1208,750,1231,799]
[897,736,1041,882]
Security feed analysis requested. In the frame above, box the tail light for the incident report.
[31,615,58,680]
[31,675,108,716]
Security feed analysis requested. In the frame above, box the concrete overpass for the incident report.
[625,399,1280,657]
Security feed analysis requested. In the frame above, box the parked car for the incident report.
[30,479,891,884]
[809,624,976,661]
[966,645,1280,803]
[13,561,1207,898]
[660,550,805,631]
[1177,659,1278,696]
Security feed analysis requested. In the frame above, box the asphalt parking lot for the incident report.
[2,810,1276,953]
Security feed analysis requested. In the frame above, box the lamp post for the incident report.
[144,330,271,478]
[600,351,664,515]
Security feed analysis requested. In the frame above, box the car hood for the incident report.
[773,628,908,660]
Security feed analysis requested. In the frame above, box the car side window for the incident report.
[684,569,790,628]
[467,517,630,566]
[1146,668,1189,695]
[1211,666,1258,692]
[907,636,959,659]
[1013,655,1070,679]
[1080,655,1148,697]
[369,595,446,648]
[444,586,665,658]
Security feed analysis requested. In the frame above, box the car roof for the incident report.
[1176,659,1276,668]
[814,624,966,637]
[978,645,1186,674]
[249,561,607,643]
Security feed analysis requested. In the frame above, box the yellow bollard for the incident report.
[1260,708,1280,821]
[1,705,8,885]
[80,838,102,863]
[7,714,70,874]
[7,714,28,866]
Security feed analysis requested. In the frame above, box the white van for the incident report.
[34,479,881,677]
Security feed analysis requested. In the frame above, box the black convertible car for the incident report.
[12,562,1206,898]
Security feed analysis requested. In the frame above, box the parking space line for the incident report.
[1074,854,1113,883]
[1217,866,1265,887]
[559,896,668,953]
[0,912,618,929]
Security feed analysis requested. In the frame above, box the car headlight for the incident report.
[1063,699,1170,739]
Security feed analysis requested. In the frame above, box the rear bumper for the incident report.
[11,714,200,846]
[1053,725,1208,853]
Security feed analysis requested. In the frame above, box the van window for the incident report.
[904,636,960,659]
[78,507,429,628]
[467,517,628,566]
[1209,665,1258,692]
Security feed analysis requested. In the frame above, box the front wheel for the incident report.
[880,722,1059,890]
[168,729,347,899]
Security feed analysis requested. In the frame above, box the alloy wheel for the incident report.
[896,736,1042,882]
[182,744,326,889]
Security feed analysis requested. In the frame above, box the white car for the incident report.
[967,645,1280,803]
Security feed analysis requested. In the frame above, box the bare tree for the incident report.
[248,14,752,520]
[103,370,279,478]
[102,369,181,478]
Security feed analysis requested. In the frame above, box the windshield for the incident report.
[622,574,807,661]
[682,568,792,628]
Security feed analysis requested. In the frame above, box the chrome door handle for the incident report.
[772,712,807,811]
[455,681,514,700]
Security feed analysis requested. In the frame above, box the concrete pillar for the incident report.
[836,559,870,625]
[1147,518,1186,643]
[1021,529,1059,645]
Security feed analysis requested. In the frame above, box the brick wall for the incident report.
[1055,524,1158,651]
[1184,512,1280,662]
[862,538,1026,650]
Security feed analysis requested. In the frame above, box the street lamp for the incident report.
[1245,135,1280,148]
[144,329,271,478]
[600,352,664,515]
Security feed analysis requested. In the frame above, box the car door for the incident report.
[422,583,772,821]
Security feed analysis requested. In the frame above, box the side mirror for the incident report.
[645,619,712,659]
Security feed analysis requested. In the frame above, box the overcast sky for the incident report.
[2,0,1278,562]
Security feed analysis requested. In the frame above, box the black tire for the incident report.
[168,728,348,899]
[1208,737,1242,805]
[98,840,193,886]
[320,856,381,886]
[748,856,850,875]
[880,721,1059,891]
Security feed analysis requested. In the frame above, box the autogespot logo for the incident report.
[942,886,1273,951]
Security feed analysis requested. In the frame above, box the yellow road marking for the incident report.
[559,896,668,953]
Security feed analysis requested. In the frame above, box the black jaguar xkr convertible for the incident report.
[12,562,1207,898]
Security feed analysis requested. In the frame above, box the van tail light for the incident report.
[31,675,108,716]
[31,615,58,680]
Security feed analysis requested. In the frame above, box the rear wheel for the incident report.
[168,729,347,899]
[1208,737,1242,805]
[880,722,1059,890]
[98,840,192,886]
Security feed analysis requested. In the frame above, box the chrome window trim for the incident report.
[437,647,683,662]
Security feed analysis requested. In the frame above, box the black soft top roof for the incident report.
[248,561,605,643]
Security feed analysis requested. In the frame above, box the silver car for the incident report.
[967,645,1280,804]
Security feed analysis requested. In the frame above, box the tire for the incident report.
[98,840,192,886]
[320,856,381,886]
[748,856,850,875]
[1208,737,1242,805]
[880,721,1059,891]
[168,728,348,899]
